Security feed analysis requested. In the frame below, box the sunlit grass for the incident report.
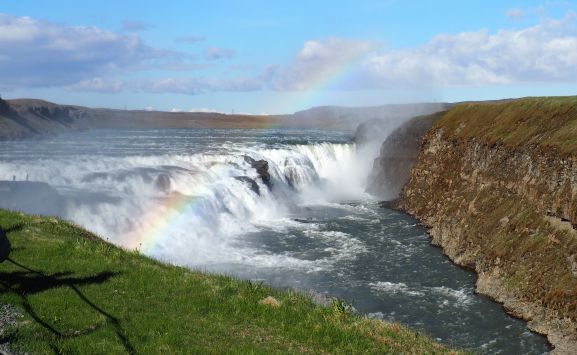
[0,209,463,354]
[439,96,577,154]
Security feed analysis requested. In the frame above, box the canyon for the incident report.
[368,96,577,353]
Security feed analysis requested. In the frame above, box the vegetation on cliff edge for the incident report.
[438,96,577,153]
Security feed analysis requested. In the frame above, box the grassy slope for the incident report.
[0,209,459,354]
[439,96,577,153]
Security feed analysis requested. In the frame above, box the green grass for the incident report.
[0,209,461,354]
[438,96,577,154]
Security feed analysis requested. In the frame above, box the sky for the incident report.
[1,0,577,114]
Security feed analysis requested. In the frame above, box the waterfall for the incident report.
[0,137,372,267]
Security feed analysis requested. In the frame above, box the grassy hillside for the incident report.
[0,209,459,354]
[438,96,577,153]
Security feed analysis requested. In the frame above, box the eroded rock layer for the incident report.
[398,97,577,353]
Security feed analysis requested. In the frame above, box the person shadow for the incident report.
[0,223,136,354]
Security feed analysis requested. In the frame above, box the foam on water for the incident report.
[369,281,426,297]
[0,129,369,269]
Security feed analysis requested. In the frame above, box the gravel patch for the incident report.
[0,304,23,355]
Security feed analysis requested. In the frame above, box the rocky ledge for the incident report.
[393,98,577,353]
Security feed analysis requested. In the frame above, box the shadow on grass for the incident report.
[0,259,135,354]
[3,223,24,234]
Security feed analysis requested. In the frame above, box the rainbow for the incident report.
[125,192,200,253]
[122,45,368,252]
[275,43,370,114]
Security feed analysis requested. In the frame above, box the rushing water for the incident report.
[0,128,550,354]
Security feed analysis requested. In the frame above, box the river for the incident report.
[0,128,550,353]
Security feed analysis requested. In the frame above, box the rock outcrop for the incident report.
[395,97,577,353]
[243,156,271,187]
[366,112,444,200]
[234,176,261,195]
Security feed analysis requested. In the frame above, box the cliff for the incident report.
[394,97,577,353]
[366,112,445,200]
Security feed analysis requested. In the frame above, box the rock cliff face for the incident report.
[395,97,577,353]
[366,112,444,200]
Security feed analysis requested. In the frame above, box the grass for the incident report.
[0,209,461,354]
[438,96,577,154]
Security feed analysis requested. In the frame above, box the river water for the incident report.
[0,128,550,353]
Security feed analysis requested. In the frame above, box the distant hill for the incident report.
[0,97,449,140]
[0,98,284,140]
[0,98,89,139]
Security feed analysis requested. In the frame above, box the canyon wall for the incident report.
[365,112,445,200]
[372,97,577,353]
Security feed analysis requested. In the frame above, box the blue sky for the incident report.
[1,0,576,113]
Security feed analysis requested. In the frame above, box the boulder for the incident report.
[378,199,400,209]
[243,156,271,187]
[0,227,11,263]
[258,296,281,308]
[234,176,260,195]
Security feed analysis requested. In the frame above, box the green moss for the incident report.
[0,209,462,354]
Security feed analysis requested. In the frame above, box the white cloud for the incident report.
[5,12,577,96]
[0,13,182,89]
[137,15,577,95]
[137,76,261,95]
[364,14,577,87]
[266,37,375,90]
[64,77,124,93]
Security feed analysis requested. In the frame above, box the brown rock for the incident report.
[258,296,281,308]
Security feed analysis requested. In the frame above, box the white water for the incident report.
[0,131,375,268]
